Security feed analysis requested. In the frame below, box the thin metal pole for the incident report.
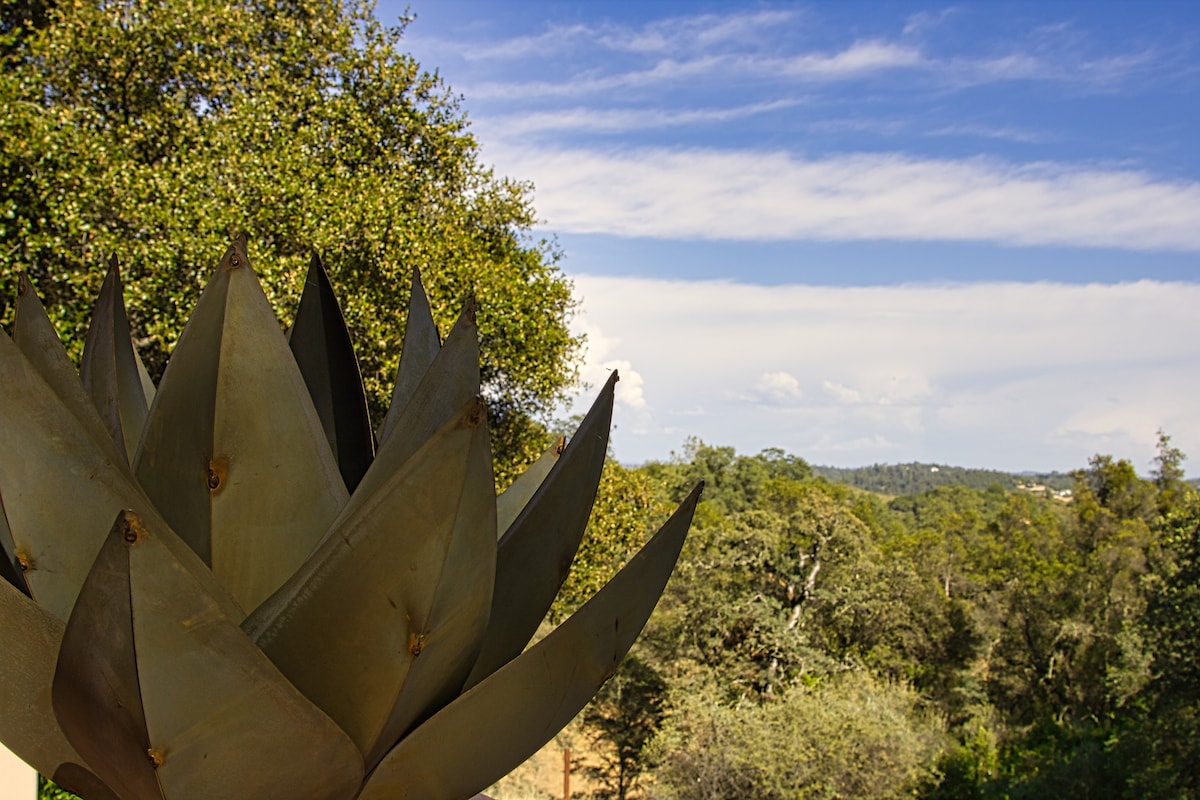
[563,746,571,800]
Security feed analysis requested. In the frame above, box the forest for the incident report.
[537,433,1200,799]
[6,0,1197,796]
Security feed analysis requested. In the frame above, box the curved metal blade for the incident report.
[0,579,95,783]
[289,253,374,493]
[463,372,617,688]
[0,324,243,623]
[135,238,349,612]
[11,274,130,472]
[55,510,365,800]
[0,330,209,620]
[129,510,365,800]
[245,399,496,768]
[80,256,150,464]
[350,301,479,510]
[0,498,28,595]
[358,483,702,800]
[49,763,121,800]
[495,437,564,539]
[51,512,159,800]
[378,267,441,446]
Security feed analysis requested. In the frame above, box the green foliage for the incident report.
[651,671,944,800]
[814,462,1075,495]
[37,776,79,800]
[551,460,670,622]
[0,0,579,477]
[582,653,668,800]
[565,436,1200,798]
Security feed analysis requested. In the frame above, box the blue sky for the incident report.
[376,1,1200,474]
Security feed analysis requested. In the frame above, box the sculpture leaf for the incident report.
[135,238,349,612]
[465,371,617,688]
[359,483,701,800]
[245,399,496,767]
[289,253,375,493]
[80,256,152,464]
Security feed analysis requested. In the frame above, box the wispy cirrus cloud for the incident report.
[409,10,797,67]
[772,40,923,77]
[597,9,799,55]
[926,123,1047,143]
[414,5,1169,105]
[480,100,800,137]
[491,145,1200,250]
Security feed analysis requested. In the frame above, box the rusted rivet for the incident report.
[147,749,164,768]
[206,457,229,492]
[554,436,567,456]
[465,402,485,430]
[408,632,426,657]
[15,553,31,572]
[121,512,146,545]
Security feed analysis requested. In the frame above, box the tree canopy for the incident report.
[0,0,580,478]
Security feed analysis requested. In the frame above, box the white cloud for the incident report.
[600,10,798,55]
[480,100,799,138]
[775,40,923,77]
[565,275,1200,473]
[748,371,804,406]
[490,145,1200,250]
[823,381,863,405]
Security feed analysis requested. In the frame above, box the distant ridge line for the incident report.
[811,462,1075,495]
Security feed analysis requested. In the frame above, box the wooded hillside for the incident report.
[547,434,1199,799]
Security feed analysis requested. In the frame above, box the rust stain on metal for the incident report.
[147,748,164,768]
[465,401,486,430]
[15,552,31,572]
[408,631,427,657]
[554,436,567,456]
[121,512,147,545]
[207,456,229,492]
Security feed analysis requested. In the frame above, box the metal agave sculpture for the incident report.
[0,238,700,800]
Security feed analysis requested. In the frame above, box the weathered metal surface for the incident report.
[11,275,131,472]
[0,329,156,619]
[0,579,93,784]
[80,257,152,464]
[0,500,28,595]
[55,511,364,800]
[351,302,480,509]
[127,511,364,800]
[52,513,160,800]
[289,253,375,493]
[464,372,617,688]
[358,483,702,800]
[378,267,442,445]
[245,400,496,767]
[495,437,565,539]
[135,238,348,613]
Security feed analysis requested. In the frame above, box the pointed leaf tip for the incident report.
[465,375,615,687]
[289,251,374,492]
[55,508,364,800]
[358,482,700,800]
[223,236,250,272]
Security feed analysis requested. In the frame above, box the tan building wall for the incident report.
[0,744,34,800]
